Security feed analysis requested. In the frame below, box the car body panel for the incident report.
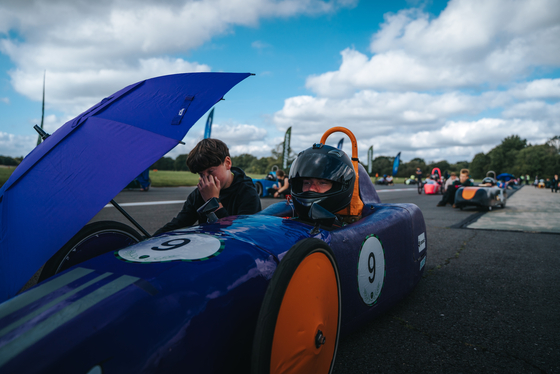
[0,201,426,373]
[423,180,441,194]
[455,186,507,209]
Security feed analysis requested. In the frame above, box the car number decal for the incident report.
[357,235,385,306]
[418,232,426,253]
[116,234,224,263]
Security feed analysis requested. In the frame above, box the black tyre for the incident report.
[251,238,341,374]
[255,182,263,197]
[39,221,142,282]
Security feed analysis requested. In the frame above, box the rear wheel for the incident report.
[252,238,341,374]
[418,181,423,194]
[38,221,142,282]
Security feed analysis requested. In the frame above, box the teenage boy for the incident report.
[436,168,473,207]
[154,139,261,235]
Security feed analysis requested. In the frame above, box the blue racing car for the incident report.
[252,166,280,197]
[0,74,427,374]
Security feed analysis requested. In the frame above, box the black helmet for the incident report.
[289,143,355,219]
[482,177,496,185]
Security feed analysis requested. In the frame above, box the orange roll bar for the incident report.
[320,127,364,217]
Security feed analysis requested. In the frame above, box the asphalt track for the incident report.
[90,184,560,373]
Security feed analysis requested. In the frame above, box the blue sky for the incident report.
[1,0,559,163]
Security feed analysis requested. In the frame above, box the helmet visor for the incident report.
[289,150,354,183]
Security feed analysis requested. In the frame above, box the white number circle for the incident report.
[117,234,223,263]
[357,235,385,305]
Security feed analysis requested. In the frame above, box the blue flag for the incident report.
[337,138,344,150]
[204,107,214,139]
[392,152,401,176]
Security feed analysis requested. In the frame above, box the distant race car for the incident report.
[252,166,280,197]
[423,168,444,194]
[0,123,427,373]
[454,173,507,211]
[423,179,442,194]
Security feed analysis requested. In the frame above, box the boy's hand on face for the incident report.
[198,174,221,202]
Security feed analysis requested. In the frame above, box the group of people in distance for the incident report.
[436,168,474,208]
[540,175,560,192]
[154,137,358,235]
[551,175,560,193]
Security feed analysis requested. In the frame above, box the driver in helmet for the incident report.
[479,177,497,187]
[289,143,358,226]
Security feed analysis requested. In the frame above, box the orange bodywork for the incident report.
[461,187,479,200]
[270,252,339,374]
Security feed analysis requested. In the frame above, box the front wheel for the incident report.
[251,238,341,374]
[38,221,142,282]
[255,182,263,197]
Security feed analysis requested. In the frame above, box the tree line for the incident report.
[2,135,559,179]
[469,135,560,179]
[0,156,23,166]
[150,142,294,175]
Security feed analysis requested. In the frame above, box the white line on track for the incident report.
[376,188,417,192]
[103,188,417,208]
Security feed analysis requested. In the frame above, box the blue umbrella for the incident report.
[497,173,515,181]
[0,72,251,302]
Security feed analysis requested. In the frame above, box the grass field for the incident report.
[0,167,15,188]
[149,170,267,187]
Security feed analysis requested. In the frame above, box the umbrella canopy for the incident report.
[497,173,515,181]
[0,72,251,302]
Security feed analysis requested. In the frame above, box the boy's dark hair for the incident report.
[186,139,230,174]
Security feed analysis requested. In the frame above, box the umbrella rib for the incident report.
[110,200,151,238]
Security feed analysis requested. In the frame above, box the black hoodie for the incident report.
[154,167,261,235]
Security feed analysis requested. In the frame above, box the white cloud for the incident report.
[0,0,355,116]
[0,0,358,158]
[272,0,560,163]
[306,0,560,96]
[10,58,211,116]
[0,97,9,104]
[0,132,35,157]
[1,0,558,164]
[509,79,560,99]
[211,123,267,143]
[163,122,270,159]
[273,90,487,136]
